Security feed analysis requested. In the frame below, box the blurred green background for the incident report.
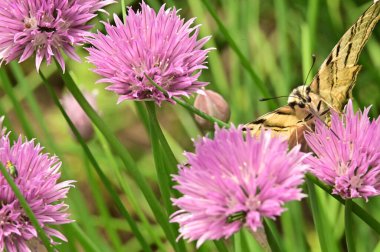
[1,0,380,251]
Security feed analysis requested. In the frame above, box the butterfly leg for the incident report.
[304,113,314,121]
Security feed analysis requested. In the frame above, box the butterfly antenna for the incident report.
[303,54,317,86]
[260,95,298,102]
[307,106,341,140]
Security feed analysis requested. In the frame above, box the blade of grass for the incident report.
[1,65,55,113]
[274,0,293,92]
[306,179,330,252]
[9,62,56,149]
[39,71,152,252]
[307,0,320,53]
[145,102,178,174]
[67,190,108,250]
[95,127,168,252]
[233,231,243,252]
[58,225,77,252]
[0,105,16,142]
[84,155,123,251]
[145,101,174,213]
[345,199,355,252]
[200,0,276,110]
[10,67,103,251]
[213,240,229,252]
[186,0,229,95]
[0,163,55,252]
[0,68,34,138]
[281,202,308,252]
[264,219,283,252]
[307,173,380,234]
[55,68,179,250]
[66,223,103,252]
[242,228,263,252]
[145,102,186,251]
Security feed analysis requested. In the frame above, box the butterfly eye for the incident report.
[289,101,297,108]
[307,96,312,102]
[306,86,311,93]
[298,103,305,108]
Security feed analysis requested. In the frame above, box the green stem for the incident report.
[39,71,152,252]
[264,219,283,252]
[95,128,167,252]
[307,173,380,234]
[145,102,174,212]
[306,178,329,252]
[0,69,34,139]
[213,240,229,252]
[145,74,229,128]
[145,101,185,252]
[0,163,55,252]
[121,0,127,21]
[69,223,102,252]
[145,102,177,174]
[345,199,355,252]
[84,155,122,251]
[9,62,56,150]
[54,68,179,250]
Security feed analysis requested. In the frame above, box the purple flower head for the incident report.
[0,0,114,72]
[305,100,380,200]
[86,2,212,105]
[170,126,308,247]
[0,120,74,251]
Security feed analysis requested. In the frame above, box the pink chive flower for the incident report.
[86,2,212,105]
[305,100,380,200]
[170,126,308,247]
[0,121,74,251]
[0,0,114,72]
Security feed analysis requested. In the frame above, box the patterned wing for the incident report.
[310,2,380,111]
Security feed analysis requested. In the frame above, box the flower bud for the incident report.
[194,90,230,130]
[61,90,97,142]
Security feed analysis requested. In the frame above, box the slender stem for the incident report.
[145,101,177,174]
[213,240,229,252]
[306,178,329,252]
[0,69,34,139]
[121,0,127,21]
[307,173,380,234]
[70,223,103,252]
[345,199,355,252]
[144,74,229,128]
[145,101,174,213]
[145,101,186,252]
[264,219,283,252]
[95,128,167,252]
[39,71,152,252]
[84,154,122,250]
[53,67,179,250]
[9,62,57,151]
[0,163,55,252]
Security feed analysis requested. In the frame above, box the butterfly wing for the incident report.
[310,2,380,111]
[246,2,379,147]
[245,105,315,151]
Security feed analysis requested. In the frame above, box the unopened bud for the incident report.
[61,90,97,142]
[194,90,230,130]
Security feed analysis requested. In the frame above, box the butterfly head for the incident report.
[288,85,312,109]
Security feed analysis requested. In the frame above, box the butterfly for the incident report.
[244,1,380,150]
